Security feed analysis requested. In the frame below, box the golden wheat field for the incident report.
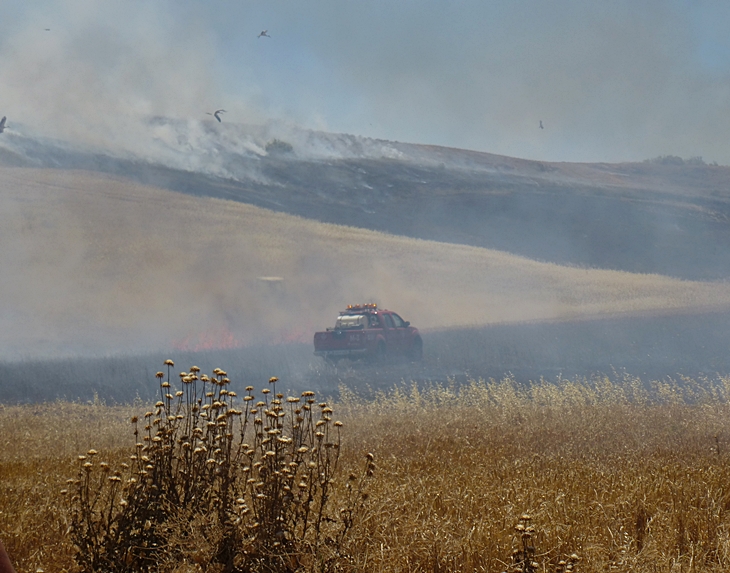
[4,371,730,572]
[3,166,730,357]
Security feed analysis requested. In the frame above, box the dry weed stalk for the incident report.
[504,514,579,573]
[65,362,374,573]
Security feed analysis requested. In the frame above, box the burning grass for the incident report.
[4,371,730,571]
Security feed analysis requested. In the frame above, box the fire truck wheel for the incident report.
[408,337,423,361]
[374,341,387,363]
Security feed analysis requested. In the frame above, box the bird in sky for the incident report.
[206,109,226,123]
[44,28,50,31]
[0,117,6,133]
[258,30,271,38]
[539,120,544,129]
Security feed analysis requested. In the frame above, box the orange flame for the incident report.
[173,325,245,352]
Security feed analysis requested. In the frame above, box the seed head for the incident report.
[164,359,174,366]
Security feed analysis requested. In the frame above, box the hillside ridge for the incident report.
[2,122,730,279]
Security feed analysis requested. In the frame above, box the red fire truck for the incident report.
[313,304,422,363]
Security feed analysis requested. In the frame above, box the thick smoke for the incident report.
[0,2,226,160]
[2,1,730,163]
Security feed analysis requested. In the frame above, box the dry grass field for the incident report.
[4,371,730,572]
[5,161,730,572]
[3,166,730,359]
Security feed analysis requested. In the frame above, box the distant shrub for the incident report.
[265,139,294,156]
[643,155,706,166]
[65,361,374,573]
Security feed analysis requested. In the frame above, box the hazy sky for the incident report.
[2,0,730,163]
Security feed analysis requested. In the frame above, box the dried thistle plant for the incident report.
[503,515,579,573]
[66,364,375,573]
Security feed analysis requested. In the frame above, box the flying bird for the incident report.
[44,28,50,31]
[539,120,544,130]
[258,30,271,38]
[206,109,226,123]
[0,117,6,134]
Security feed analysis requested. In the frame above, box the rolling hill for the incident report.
[2,165,730,362]
[3,121,730,280]
[3,122,730,396]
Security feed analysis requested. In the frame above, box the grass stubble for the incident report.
[4,369,730,571]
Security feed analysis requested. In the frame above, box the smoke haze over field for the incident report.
[2,1,730,163]
[4,165,730,362]
[6,0,730,380]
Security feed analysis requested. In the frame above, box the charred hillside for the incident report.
[3,126,730,280]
